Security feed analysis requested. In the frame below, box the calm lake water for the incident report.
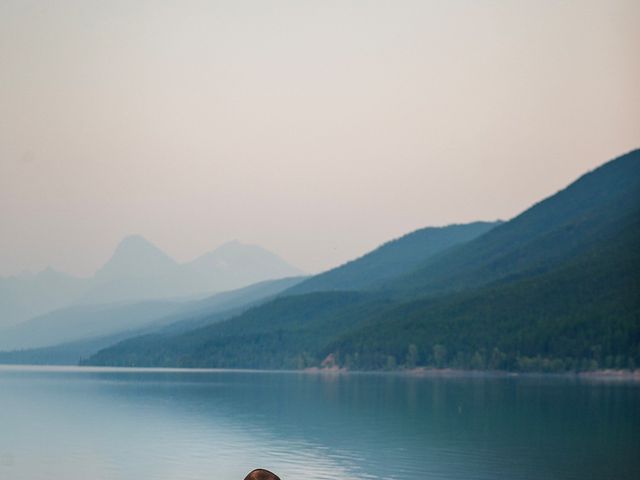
[0,366,638,480]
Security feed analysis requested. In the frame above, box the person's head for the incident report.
[243,469,281,480]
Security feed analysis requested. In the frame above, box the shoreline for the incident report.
[1,363,639,382]
[576,369,640,381]
[399,366,640,382]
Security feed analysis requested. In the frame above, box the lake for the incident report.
[0,366,638,480]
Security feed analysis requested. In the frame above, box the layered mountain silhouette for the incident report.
[0,238,303,328]
[0,276,304,357]
[84,149,640,372]
[78,237,303,305]
[93,235,178,281]
[0,268,86,329]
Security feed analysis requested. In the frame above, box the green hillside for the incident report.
[328,209,640,371]
[85,291,385,368]
[287,221,499,294]
[386,150,640,297]
[85,150,640,372]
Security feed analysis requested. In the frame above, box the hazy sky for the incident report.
[1,0,639,277]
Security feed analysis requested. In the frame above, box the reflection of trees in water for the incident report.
[83,370,640,480]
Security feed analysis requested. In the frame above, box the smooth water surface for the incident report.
[0,366,638,480]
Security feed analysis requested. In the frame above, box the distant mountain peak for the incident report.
[0,233,304,326]
[115,234,160,250]
[94,235,177,280]
[187,240,304,278]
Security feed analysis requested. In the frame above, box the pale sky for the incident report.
[1,0,639,277]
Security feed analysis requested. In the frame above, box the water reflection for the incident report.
[0,367,638,480]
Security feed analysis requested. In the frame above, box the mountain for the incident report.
[0,300,184,351]
[287,221,500,295]
[0,238,303,327]
[85,149,640,372]
[83,291,379,369]
[76,235,182,305]
[0,268,87,328]
[78,238,303,305]
[80,220,500,367]
[164,276,307,334]
[384,150,640,297]
[328,214,639,371]
[0,276,305,362]
[180,240,305,294]
[0,332,140,366]
[93,235,178,281]
[81,221,503,368]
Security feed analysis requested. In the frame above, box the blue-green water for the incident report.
[0,366,638,480]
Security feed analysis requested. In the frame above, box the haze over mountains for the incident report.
[0,220,500,360]
[1,150,638,373]
[80,236,303,305]
[0,276,304,358]
[0,237,303,328]
[84,149,640,372]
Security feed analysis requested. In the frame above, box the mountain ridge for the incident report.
[84,149,640,372]
[287,221,501,295]
[383,149,640,297]
[0,275,306,357]
[0,238,303,327]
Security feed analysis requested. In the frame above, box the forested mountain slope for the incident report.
[385,150,640,297]
[328,208,640,371]
[85,150,640,371]
[287,221,499,295]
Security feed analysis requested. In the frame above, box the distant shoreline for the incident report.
[575,369,640,381]
[306,366,640,382]
[2,363,639,382]
[397,367,640,382]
